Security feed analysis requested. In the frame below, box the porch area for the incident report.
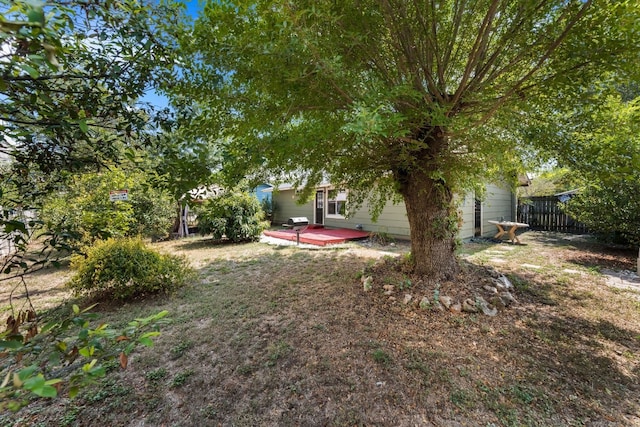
[263,225,370,246]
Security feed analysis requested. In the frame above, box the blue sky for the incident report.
[139,0,202,109]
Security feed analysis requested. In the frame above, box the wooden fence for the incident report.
[517,196,588,233]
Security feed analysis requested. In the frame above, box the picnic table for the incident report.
[488,220,529,244]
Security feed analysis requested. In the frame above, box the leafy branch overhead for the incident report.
[0,0,179,180]
[0,0,185,279]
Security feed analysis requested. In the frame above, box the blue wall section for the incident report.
[253,184,273,203]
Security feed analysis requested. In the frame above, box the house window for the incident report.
[326,189,347,218]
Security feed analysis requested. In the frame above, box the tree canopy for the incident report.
[0,0,182,271]
[169,0,640,278]
[1,0,178,196]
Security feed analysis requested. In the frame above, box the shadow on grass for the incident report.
[525,231,636,271]
[493,311,640,421]
[6,239,639,426]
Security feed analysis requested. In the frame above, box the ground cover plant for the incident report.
[0,232,638,426]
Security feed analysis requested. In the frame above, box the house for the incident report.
[253,183,273,204]
[268,183,520,240]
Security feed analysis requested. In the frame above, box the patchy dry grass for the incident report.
[1,232,639,426]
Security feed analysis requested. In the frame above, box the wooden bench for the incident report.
[488,220,529,244]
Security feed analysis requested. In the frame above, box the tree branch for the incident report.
[450,0,500,108]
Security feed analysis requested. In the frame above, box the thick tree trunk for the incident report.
[399,169,460,279]
[395,129,460,280]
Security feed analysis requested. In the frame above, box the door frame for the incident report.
[314,190,324,225]
[474,195,482,237]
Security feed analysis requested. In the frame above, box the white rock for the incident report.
[403,294,413,305]
[493,280,507,291]
[483,285,498,294]
[462,298,478,313]
[476,296,489,306]
[498,275,513,290]
[490,296,506,309]
[439,295,452,309]
[476,296,497,316]
[500,291,517,306]
[362,276,373,292]
[483,306,498,316]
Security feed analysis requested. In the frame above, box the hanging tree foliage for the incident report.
[169,0,640,279]
[0,0,181,268]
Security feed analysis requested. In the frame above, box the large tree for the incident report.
[0,0,180,268]
[170,0,639,279]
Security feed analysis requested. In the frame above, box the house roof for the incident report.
[554,189,579,197]
[263,182,332,193]
[518,174,532,187]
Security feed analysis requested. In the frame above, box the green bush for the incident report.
[260,197,276,223]
[40,168,174,247]
[68,238,194,300]
[564,180,640,246]
[197,191,269,243]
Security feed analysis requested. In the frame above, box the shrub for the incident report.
[197,191,269,243]
[564,180,640,247]
[260,197,276,223]
[68,238,194,300]
[40,169,174,247]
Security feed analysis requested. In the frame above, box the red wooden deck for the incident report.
[263,227,370,246]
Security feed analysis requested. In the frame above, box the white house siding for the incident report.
[324,199,410,237]
[273,184,514,240]
[480,184,515,237]
[458,193,475,240]
[273,191,314,225]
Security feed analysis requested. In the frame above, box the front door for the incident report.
[315,190,324,225]
[474,197,482,237]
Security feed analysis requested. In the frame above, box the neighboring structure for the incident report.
[253,184,273,204]
[269,183,518,240]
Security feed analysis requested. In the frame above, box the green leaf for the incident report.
[32,384,57,398]
[4,220,27,234]
[0,339,23,350]
[78,119,89,133]
[17,366,38,382]
[82,359,97,372]
[19,64,40,79]
[23,375,45,391]
[139,331,161,339]
[69,386,79,398]
[81,304,99,314]
[78,346,94,357]
[138,337,154,347]
[27,8,45,26]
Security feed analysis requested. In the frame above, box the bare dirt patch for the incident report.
[2,232,639,426]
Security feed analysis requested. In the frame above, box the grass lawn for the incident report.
[1,232,639,426]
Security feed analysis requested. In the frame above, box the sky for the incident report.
[138,0,202,109]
